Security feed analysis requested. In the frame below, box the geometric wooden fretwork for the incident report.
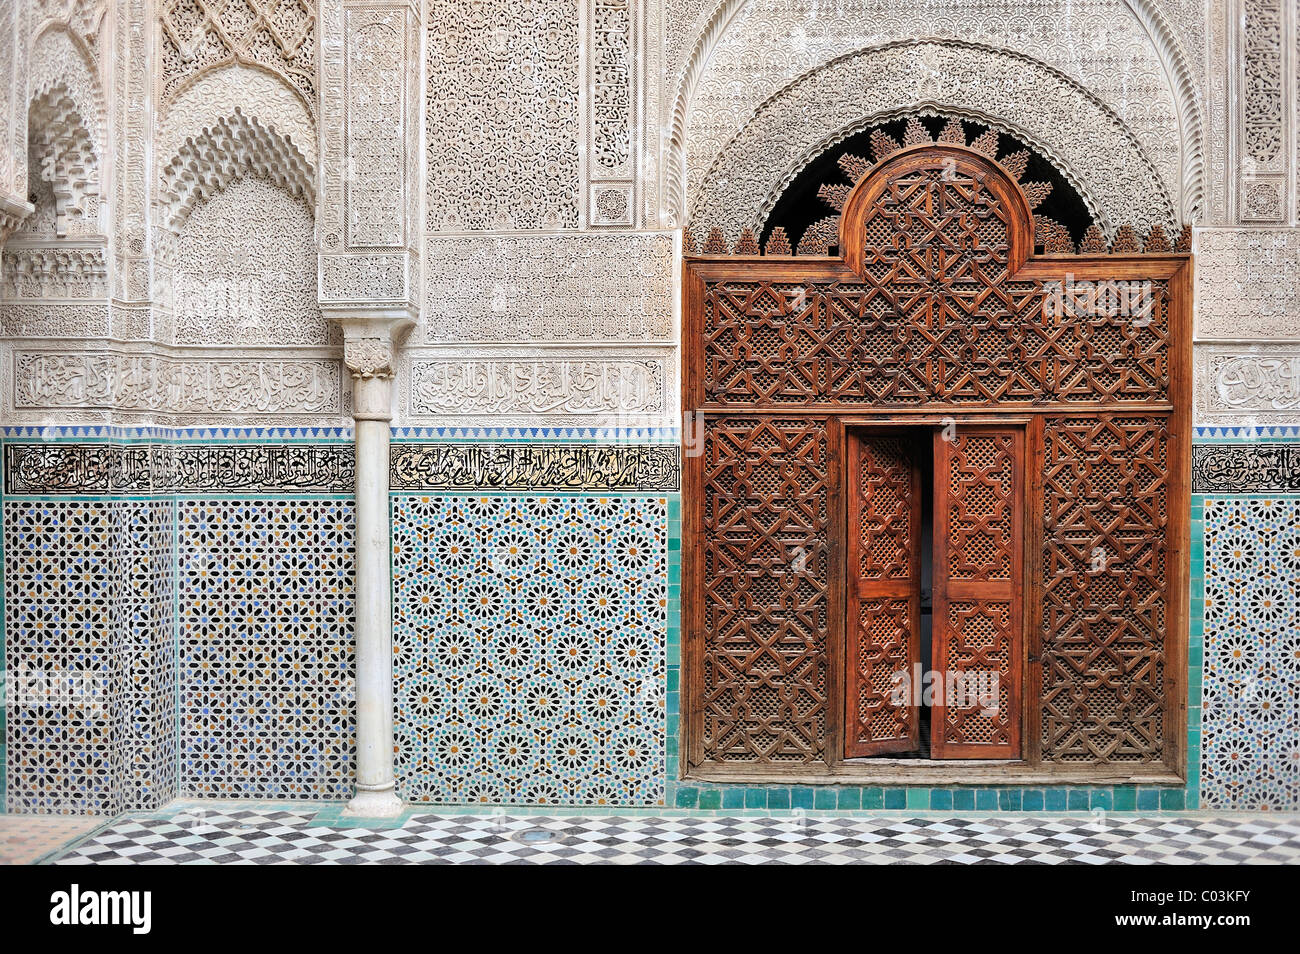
[703,160,1170,408]
[1040,415,1169,762]
[684,142,1191,779]
[701,417,830,763]
[845,432,921,757]
[931,428,1023,758]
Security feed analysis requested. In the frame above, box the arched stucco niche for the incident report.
[687,40,1178,242]
[665,0,1206,226]
[157,110,331,347]
[24,22,107,207]
[158,62,318,176]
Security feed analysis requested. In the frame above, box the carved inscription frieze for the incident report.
[12,351,343,415]
[406,353,668,421]
[1197,346,1300,420]
[390,442,679,491]
[1192,444,1300,492]
[4,442,355,493]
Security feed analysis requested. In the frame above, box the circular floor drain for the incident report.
[509,828,565,845]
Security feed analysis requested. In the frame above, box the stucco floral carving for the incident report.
[688,40,1176,240]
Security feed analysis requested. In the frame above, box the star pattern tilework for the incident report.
[177,498,356,799]
[1201,497,1300,810]
[4,498,176,814]
[391,495,668,806]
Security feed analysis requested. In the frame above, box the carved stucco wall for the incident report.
[0,0,354,428]
[410,0,676,429]
[172,177,333,348]
[1194,1,1300,428]
[686,40,1178,241]
[663,0,1205,234]
[0,2,1295,430]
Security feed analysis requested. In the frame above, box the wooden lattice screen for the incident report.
[682,142,1191,782]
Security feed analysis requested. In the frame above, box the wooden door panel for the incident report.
[845,432,921,757]
[700,416,832,764]
[932,428,1023,758]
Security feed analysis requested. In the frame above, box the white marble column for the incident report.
[339,323,408,817]
[319,0,422,815]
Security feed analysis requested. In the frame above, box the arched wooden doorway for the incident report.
[681,140,1191,784]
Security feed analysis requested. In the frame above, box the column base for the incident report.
[343,787,404,819]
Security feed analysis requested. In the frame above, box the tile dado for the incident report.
[178,498,356,800]
[1199,496,1300,810]
[5,437,1298,814]
[3,497,176,814]
[2,439,355,813]
[391,494,672,807]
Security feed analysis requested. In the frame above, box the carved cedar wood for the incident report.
[682,142,1192,784]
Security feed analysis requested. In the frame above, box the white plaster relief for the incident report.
[158,0,316,116]
[688,40,1176,240]
[1233,0,1294,223]
[21,86,102,238]
[418,232,675,343]
[158,110,315,231]
[425,0,580,231]
[10,348,344,415]
[28,23,104,151]
[318,0,345,250]
[173,177,333,346]
[0,0,20,198]
[108,0,151,309]
[403,346,674,426]
[0,302,109,338]
[585,0,640,227]
[345,7,406,248]
[158,63,317,172]
[1195,344,1300,423]
[319,252,410,305]
[1,240,107,300]
[675,0,1183,224]
[1196,229,1300,340]
[319,1,419,313]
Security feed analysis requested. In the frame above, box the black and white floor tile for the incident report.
[40,804,1300,864]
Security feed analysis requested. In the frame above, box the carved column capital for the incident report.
[0,193,35,249]
[343,336,396,380]
[332,314,413,425]
[334,315,414,379]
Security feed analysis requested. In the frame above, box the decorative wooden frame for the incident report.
[681,142,1192,785]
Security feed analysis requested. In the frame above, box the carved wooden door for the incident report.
[682,139,1190,781]
[845,431,922,756]
[931,427,1023,758]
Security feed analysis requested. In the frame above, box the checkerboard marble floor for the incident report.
[29,804,1300,864]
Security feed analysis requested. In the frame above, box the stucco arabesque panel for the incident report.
[679,1,1183,219]
[688,39,1177,240]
